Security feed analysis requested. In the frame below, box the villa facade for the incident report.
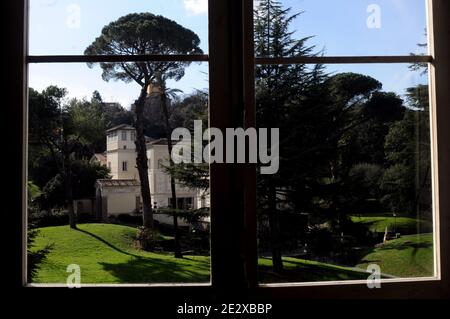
[92,124,209,224]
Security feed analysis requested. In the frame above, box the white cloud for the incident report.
[183,0,208,15]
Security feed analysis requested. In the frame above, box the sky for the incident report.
[28,0,429,108]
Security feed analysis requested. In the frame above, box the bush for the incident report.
[29,209,94,227]
[135,227,169,251]
[257,210,308,253]
[180,228,210,255]
[29,209,68,227]
[114,213,143,226]
[306,228,335,257]
[305,225,371,265]
[27,227,53,282]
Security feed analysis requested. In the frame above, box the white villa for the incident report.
[91,124,209,224]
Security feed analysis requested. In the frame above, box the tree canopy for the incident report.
[85,12,203,85]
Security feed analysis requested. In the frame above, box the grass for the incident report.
[259,233,435,282]
[258,257,369,283]
[31,223,210,284]
[356,233,434,278]
[350,215,432,234]
[33,223,370,284]
[31,223,434,284]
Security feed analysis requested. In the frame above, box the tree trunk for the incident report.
[268,180,283,272]
[160,89,182,258]
[134,85,154,230]
[63,147,77,229]
[170,174,182,258]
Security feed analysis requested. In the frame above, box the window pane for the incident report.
[256,63,435,283]
[29,0,208,55]
[254,0,428,57]
[27,62,211,284]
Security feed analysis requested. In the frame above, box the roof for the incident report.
[146,138,185,145]
[146,138,170,146]
[106,124,135,133]
[91,153,107,162]
[96,179,140,187]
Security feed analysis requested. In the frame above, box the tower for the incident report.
[106,124,138,180]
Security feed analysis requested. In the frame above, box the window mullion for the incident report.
[428,0,450,291]
[208,0,249,292]
[255,55,433,65]
[242,0,258,289]
[26,54,209,63]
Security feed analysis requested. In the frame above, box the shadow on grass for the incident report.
[76,228,140,258]
[99,257,210,283]
[75,228,211,283]
[258,258,368,283]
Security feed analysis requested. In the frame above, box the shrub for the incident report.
[29,209,94,227]
[115,213,143,226]
[27,226,53,282]
[135,227,162,251]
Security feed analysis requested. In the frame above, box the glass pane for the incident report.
[29,0,208,55]
[27,62,211,284]
[254,0,428,57]
[256,62,434,283]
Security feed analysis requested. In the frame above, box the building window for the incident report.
[123,145,127,150]
[122,161,128,172]
[168,197,194,210]
[107,162,111,170]
[131,132,135,141]
[121,131,127,141]
[185,197,193,209]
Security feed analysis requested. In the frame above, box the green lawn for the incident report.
[350,215,432,234]
[31,223,211,284]
[32,223,369,284]
[356,233,434,278]
[259,233,435,282]
[31,223,434,284]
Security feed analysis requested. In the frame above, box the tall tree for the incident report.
[382,85,431,216]
[254,1,410,266]
[29,87,105,228]
[381,37,430,217]
[85,13,203,234]
[254,0,324,272]
[150,74,184,258]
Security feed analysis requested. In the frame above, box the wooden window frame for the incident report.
[246,0,450,299]
[6,0,449,299]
